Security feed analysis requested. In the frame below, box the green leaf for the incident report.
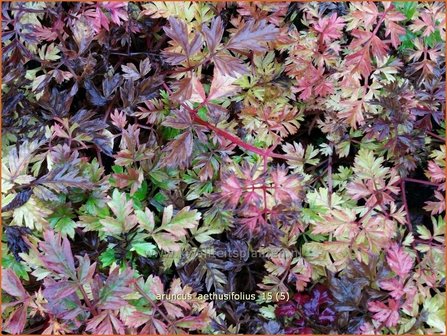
[160,205,201,236]
[12,196,52,231]
[133,180,148,202]
[305,232,327,242]
[2,252,30,281]
[399,29,417,50]
[394,2,417,20]
[38,43,61,61]
[135,208,155,232]
[53,217,77,239]
[259,305,276,319]
[100,189,137,235]
[149,170,177,190]
[130,242,157,257]
[112,165,124,174]
[425,30,443,48]
[197,106,208,121]
[83,196,109,217]
[153,232,182,252]
[99,248,117,267]
[353,148,388,179]
[432,216,445,240]
[416,225,432,240]
[161,126,181,140]
[150,192,168,212]
[151,206,201,253]
[49,207,77,238]
[192,227,222,243]
[423,294,446,333]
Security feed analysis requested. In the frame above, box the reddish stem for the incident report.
[162,83,291,161]
[403,178,439,187]
[414,238,443,246]
[427,131,445,142]
[96,148,103,167]
[191,113,288,160]
[327,144,333,208]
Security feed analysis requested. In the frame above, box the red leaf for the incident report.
[101,2,128,26]
[314,79,333,98]
[152,318,169,334]
[1,269,30,335]
[77,255,97,284]
[423,190,445,215]
[189,76,207,103]
[84,6,110,32]
[345,49,372,79]
[175,309,210,330]
[368,299,400,328]
[379,278,405,299]
[350,29,373,48]
[161,131,194,169]
[164,17,190,53]
[426,161,445,182]
[110,109,127,129]
[239,208,265,233]
[370,35,390,60]
[350,2,379,29]
[113,168,143,195]
[338,98,365,129]
[294,66,332,100]
[219,173,243,208]
[86,311,125,334]
[382,3,406,22]
[386,243,414,278]
[271,166,302,203]
[170,77,194,102]
[208,69,241,101]
[313,13,345,44]
[385,21,406,48]
[170,76,207,104]
[163,108,194,130]
[409,12,437,38]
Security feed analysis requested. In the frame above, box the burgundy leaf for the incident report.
[97,267,134,310]
[39,230,77,279]
[1,269,28,299]
[202,16,224,53]
[226,19,279,52]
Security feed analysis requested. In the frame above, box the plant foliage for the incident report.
[1,1,445,334]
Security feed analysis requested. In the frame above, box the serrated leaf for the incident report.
[97,266,134,310]
[226,19,278,52]
[130,242,157,257]
[100,189,137,235]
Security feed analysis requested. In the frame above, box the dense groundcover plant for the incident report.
[1,1,445,334]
